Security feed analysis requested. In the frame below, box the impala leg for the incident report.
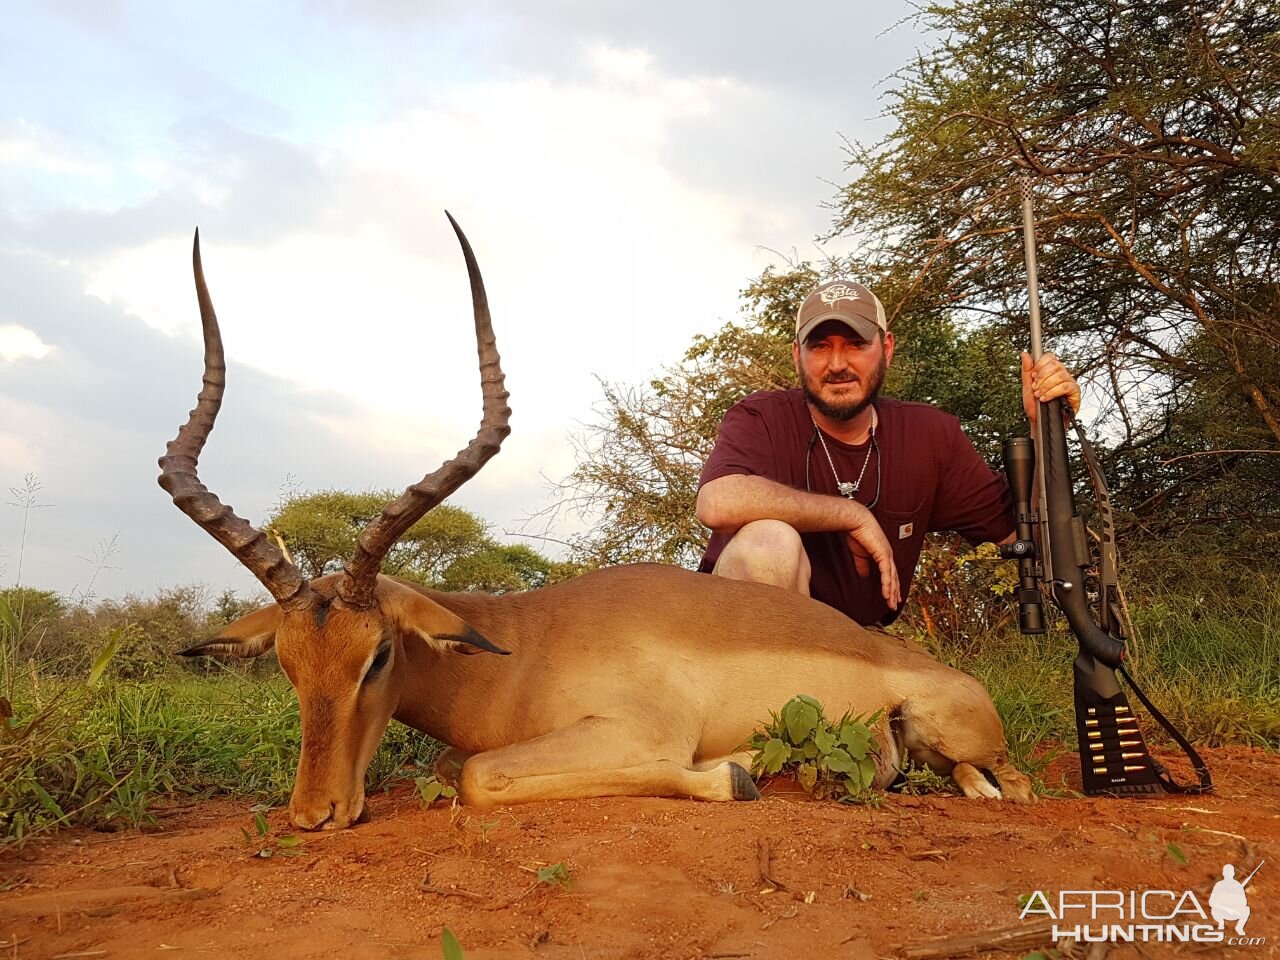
[691,750,755,773]
[899,675,1038,804]
[987,759,1036,803]
[433,746,472,788]
[951,761,1003,799]
[458,719,760,808]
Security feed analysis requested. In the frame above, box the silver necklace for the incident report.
[812,408,877,499]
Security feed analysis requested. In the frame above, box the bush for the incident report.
[2,585,273,683]
[898,538,1019,650]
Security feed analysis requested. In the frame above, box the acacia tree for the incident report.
[566,0,1278,579]
[837,0,1279,540]
[560,267,812,568]
[266,492,572,592]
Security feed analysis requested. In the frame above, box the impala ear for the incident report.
[179,604,283,659]
[432,625,512,656]
[381,581,510,656]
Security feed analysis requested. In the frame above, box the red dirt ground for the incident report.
[1,747,1276,960]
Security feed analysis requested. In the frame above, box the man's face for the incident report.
[792,320,894,421]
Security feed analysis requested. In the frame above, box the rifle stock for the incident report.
[1038,394,1126,667]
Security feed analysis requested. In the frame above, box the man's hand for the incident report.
[1021,351,1081,426]
[845,513,901,609]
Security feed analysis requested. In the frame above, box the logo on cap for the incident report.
[819,283,864,306]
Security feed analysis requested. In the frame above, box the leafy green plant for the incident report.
[0,594,16,640]
[414,774,457,808]
[536,862,572,890]
[0,593,16,701]
[747,694,882,802]
[895,761,957,797]
[240,809,303,859]
[86,624,139,687]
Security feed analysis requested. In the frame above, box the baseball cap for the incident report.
[795,279,887,344]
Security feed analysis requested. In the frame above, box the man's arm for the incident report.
[698,473,880,534]
[697,474,901,607]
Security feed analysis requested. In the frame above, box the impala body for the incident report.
[163,217,1034,830]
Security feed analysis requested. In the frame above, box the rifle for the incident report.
[1242,860,1266,888]
[999,179,1212,797]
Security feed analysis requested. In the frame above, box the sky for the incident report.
[1,0,928,602]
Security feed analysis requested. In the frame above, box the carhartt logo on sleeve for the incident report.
[898,522,914,539]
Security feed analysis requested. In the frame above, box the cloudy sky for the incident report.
[1,1,927,602]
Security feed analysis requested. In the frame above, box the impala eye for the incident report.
[365,646,391,681]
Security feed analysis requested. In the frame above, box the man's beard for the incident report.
[800,354,887,422]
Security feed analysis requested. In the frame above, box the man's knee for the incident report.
[712,520,810,594]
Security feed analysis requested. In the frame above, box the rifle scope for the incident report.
[1000,437,1045,634]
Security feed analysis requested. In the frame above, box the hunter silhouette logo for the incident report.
[819,283,863,305]
[1212,860,1264,936]
[1020,859,1266,946]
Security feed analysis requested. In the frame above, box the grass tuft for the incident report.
[0,675,441,846]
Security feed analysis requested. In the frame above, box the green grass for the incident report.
[948,589,1280,760]
[0,673,442,845]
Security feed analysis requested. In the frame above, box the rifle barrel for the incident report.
[1020,179,1044,362]
[1019,177,1054,585]
[1242,859,1266,887]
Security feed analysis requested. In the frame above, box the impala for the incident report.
[162,215,1034,830]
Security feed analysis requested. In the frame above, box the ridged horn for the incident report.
[158,230,315,611]
[337,212,511,608]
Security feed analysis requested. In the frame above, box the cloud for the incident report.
[0,325,54,362]
[500,2,922,105]
[8,118,331,262]
[1,2,927,600]
[0,247,549,599]
[0,121,102,178]
[63,44,815,476]
[318,0,924,103]
[309,2,923,225]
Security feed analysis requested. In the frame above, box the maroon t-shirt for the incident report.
[698,389,1014,626]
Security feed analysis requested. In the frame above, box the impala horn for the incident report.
[159,214,510,613]
[337,212,511,608]
[158,229,316,611]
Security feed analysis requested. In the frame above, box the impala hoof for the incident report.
[730,762,762,801]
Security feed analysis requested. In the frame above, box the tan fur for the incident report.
[209,563,1035,828]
